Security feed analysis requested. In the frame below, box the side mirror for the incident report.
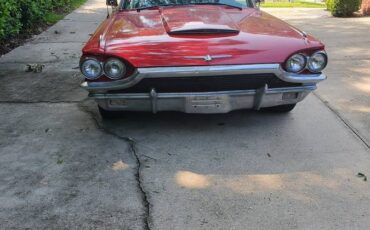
[254,0,261,9]
[106,0,118,6]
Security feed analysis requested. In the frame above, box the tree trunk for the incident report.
[362,0,370,15]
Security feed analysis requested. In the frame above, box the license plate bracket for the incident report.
[185,95,231,113]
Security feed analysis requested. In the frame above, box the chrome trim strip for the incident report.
[81,64,326,92]
[170,29,240,34]
[139,64,279,78]
[184,55,233,61]
[275,66,326,83]
[91,85,317,99]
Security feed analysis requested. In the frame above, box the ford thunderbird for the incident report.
[80,0,327,118]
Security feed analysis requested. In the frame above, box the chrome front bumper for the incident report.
[81,64,325,113]
[93,85,316,113]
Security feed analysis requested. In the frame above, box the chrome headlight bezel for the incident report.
[307,51,328,73]
[80,58,103,80]
[285,53,307,73]
[104,58,127,80]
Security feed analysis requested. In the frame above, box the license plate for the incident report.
[109,99,128,107]
[185,95,231,113]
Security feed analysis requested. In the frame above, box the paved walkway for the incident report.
[0,4,370,229]
[265,8,370,147]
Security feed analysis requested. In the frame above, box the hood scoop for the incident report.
[169,24,239,35]
[161,6,240,35]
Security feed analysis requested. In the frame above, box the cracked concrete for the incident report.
[1,3,370,230]
[80,103,153,230]
[92,96,370,230]
[0,102,145,229]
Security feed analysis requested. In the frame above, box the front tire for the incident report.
[98,106,121,119]
[261,104,296,113]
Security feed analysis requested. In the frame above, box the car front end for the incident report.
[80,2,327,116]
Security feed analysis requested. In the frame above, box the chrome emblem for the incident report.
[184,55,232,62]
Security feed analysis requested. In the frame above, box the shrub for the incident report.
[18,0,48,28]
[0,0,22,39]
[326,0,334,10]
[0,0,80,40]
[328,0,362,16]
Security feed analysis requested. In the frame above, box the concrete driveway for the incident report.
[1,2,370,229]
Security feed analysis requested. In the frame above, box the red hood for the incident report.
[83,5,324,67]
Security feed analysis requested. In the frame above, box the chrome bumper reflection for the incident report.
[81,64,326,92]
[92,84,316,114]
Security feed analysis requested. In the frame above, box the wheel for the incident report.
[261,104,296,113]
[98,106,121,119]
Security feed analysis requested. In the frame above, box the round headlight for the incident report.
[81,59,102,80]
[286,54,307,73]
[104,58,126,80]
[308,51,327,73]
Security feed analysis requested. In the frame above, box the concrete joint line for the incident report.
[29,41,86,44]
[0,101,80,104]
[313,92,370,150]
[79,106,152,230]
[0,60,61,64]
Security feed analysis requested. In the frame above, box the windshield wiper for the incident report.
[136,5,159,11]
[136,2,242,11]
[136,4,176,12]
[192,2,242,10]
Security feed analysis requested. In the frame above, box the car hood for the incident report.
[84,5,324,67]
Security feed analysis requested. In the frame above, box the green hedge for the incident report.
[0,0,74,40]
[0,0,21,39]
[327,0,362,16]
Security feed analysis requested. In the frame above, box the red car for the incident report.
[80,0,327,118]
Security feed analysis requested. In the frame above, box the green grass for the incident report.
[261,1,326,8]
[45,0,88,24]
[45,13,65,24]
[70,0,89,9]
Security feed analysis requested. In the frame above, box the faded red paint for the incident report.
[82,5,324,68]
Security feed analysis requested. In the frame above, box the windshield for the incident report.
[122,0,253,10]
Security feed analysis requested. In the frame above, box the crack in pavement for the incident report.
[78,104,152,230]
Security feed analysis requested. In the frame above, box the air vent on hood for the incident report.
[169,28,239,35]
